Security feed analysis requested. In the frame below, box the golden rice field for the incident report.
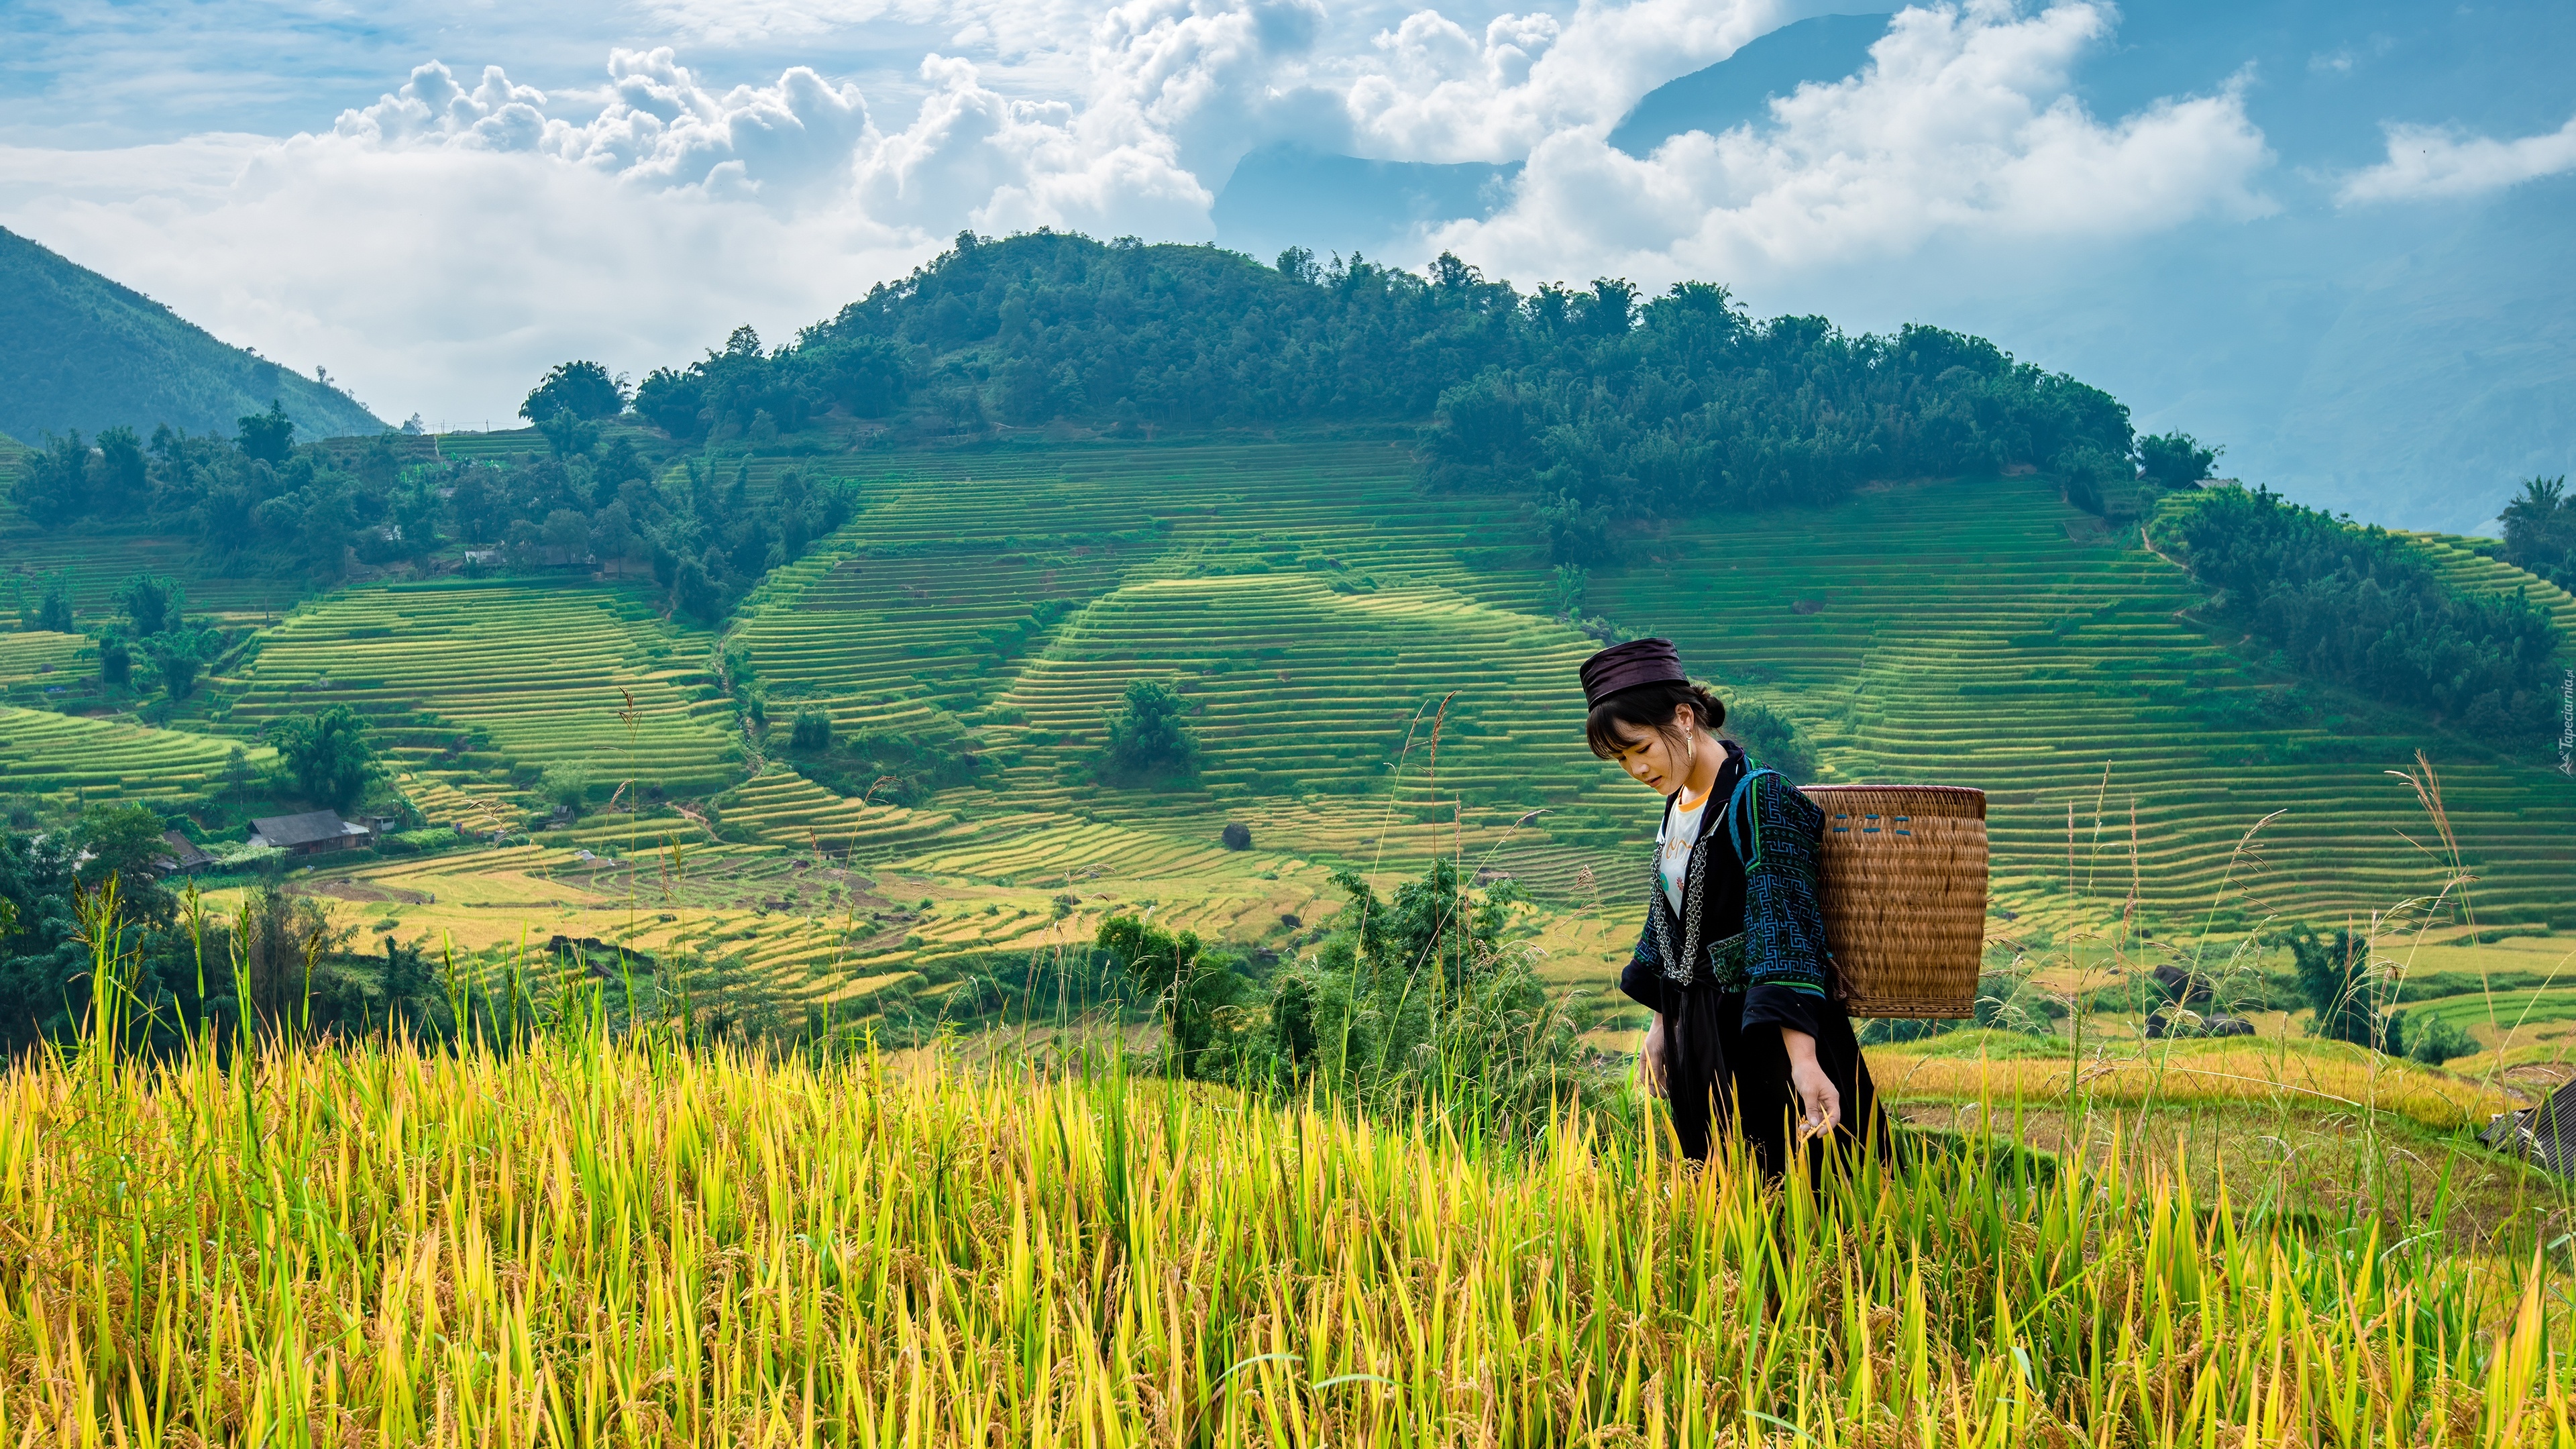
[1,1029,2571,1446]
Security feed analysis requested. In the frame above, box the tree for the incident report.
[535,409,599,458]
[2402,1012,2475,1067]
[1094,912,1246,1078]
[13,433,91,526]
[540,508,592,564]
[33,574,72,634]
[74,804,172,906]
[591,502,637,575]
[267,704,380,810]
[2287,926,2402,1055]
[519,360,629,423]
[97,631,131,688]
[2174,486,2560,741]
[2500,475,2574,589]
[237,401,294,465]
[114,574,182,636]
[790,710,833,751]
[539,763,590,815]
[146,629,213,700]
[223,746,254,811]
[1102,678,1197,780]
[2137,431,2220,491]
[1723,700,1819,784]
[91,427,148,513]
[671,556,725,623]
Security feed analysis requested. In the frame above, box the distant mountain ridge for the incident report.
[0,226,383,445]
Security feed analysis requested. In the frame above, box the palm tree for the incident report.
[2500,474,2570,576]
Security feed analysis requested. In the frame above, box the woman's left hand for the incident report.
[1782,1028,1839,1143]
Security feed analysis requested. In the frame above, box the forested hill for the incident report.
[637,231,2169,541]
[0,227,382,445]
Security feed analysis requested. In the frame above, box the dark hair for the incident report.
[1585,680,1725,759]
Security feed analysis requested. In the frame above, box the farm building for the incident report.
[154,831,214,875]
[248,811,374,856]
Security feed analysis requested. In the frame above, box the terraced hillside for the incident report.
[2400,530,2576,649]
[1595,482,2575,932]
[224,580,740,798]
[0,706,268,809]
[8,431,2569,1011]
[2,532,307,624]
[727,440,2573,936]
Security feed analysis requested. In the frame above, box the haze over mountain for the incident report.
[0,226,384,444]
[0,0,2567,533]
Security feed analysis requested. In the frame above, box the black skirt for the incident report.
[1662,983,1884,1176]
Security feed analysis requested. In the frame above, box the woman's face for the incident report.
[1603,705,1697,798]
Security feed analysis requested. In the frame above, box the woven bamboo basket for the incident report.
[1800,785,1988,1018]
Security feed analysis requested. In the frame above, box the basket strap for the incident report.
[1723,768,1785,870]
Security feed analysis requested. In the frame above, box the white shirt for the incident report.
[1656,784,1715,913]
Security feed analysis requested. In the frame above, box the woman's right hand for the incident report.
[1640,1012,1666,1096]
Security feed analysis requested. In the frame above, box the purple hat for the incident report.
[1579,637,1686,708]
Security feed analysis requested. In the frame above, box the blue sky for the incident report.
[1,0,2568,531]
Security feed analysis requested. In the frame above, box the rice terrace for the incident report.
[5,229,2576,1444]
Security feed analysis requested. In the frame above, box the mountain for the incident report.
[1607,12,1890,156]
[0,226,384,445]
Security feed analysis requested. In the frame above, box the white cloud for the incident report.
[331,51,875,199]
[1423,1,2274,288]
[0,0,2292,427]
[1,135,927,431]
[1344,0,1788,161]
[2338,113,2576,205]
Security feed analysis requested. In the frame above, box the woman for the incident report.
[1580,637,1882,1175]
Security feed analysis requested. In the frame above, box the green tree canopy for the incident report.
[74,803,173,906]
[2137,431,2220,490]
[33,573,72,633]
[1103,678,1197,780]
[114,572,182,636]
[2500,474,2574,591]
[146,628,218,700]
[236,400,294,465]
[2288,926,2401,1056]
[267,704,380,810]
[520,360,629,423]
[1093,912,1245,1078]
[2172,486,2561,742]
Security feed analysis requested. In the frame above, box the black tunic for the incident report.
[1617,749,1886,1175]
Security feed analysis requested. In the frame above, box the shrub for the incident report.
[2286,926,2402,1054]
[1102,678,1197,781]
[266,704,381,811]
[790,710,833,751]
[1094,914,1250,1079]
[539,763,590,814]
[1723,700,1819,784]
[1220,822,1252,851]
[2402,1012,2477,1068]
